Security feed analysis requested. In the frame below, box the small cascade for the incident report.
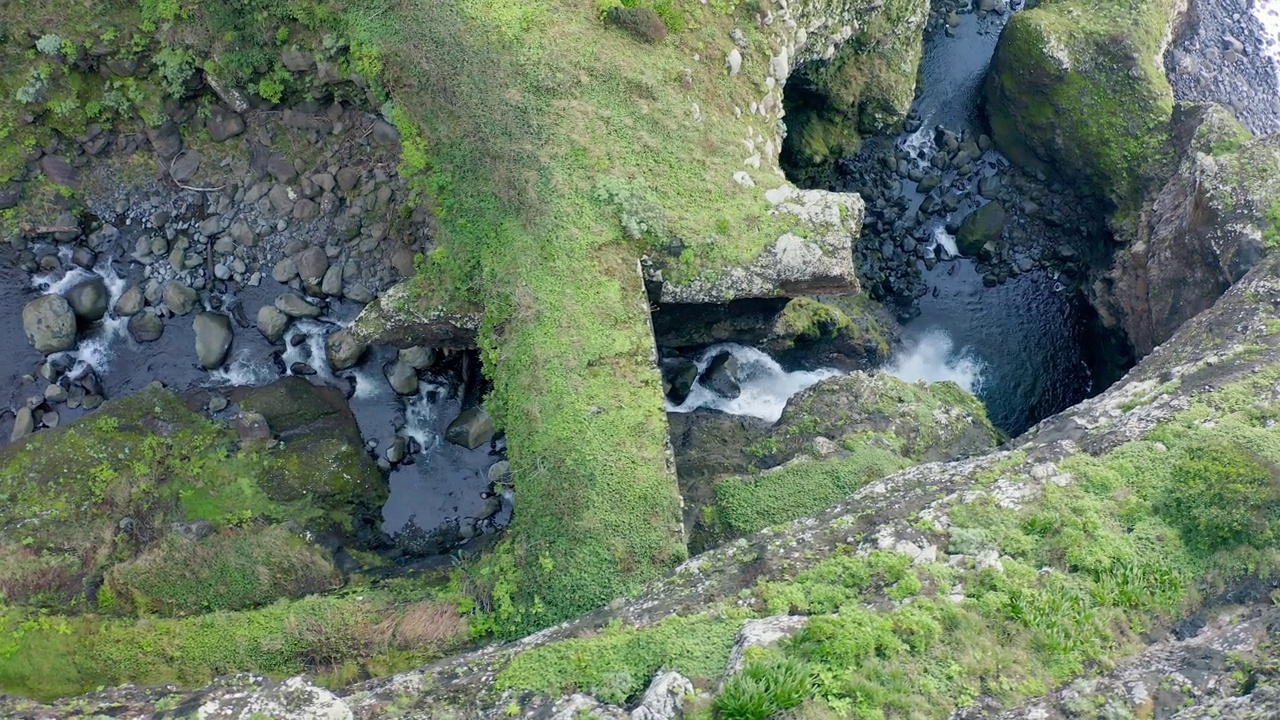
[666,343,841,423]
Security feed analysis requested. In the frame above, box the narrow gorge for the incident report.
[2,0,1280,717]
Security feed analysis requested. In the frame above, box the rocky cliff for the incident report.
[1090,104,1280,355]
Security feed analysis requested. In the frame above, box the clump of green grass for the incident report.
[714,452,911,536]
[715,656,813,720]
[0,579,466,702]
[496,613,744,705]
[603,6,668,43]
[102,525,341,616]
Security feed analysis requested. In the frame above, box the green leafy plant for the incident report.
[714,657,813,720]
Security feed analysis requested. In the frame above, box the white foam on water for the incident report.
[666,343,841,423]
[930,226,960,258]
[39,257,131,377]
[899,124,937,172]
[885,328,984,394]
[281,318,338,380]
[402,381,447,452]
[208,350,279,387]
[1255,0,1280,86]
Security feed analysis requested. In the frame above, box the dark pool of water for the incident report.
[862,10,1128,436]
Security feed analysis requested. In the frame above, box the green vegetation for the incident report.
[0,581,466,701]
[0,383,381,616]
[714,656,812,720]
[715,451,910,536]
[779,0,925,184]
[101,526,341,616]
[497,613,743,705]
[773,297,855,345]
[986,0,1178,210]
[491,368,1280,718]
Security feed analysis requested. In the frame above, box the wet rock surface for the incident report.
[1165,0,1280,135]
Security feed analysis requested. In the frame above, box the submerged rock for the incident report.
[22,295,77,353]
[699,351,740,399]
[127,312,164,343]
[445,407,495,449]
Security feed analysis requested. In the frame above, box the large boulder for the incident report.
[984,0,1179,209]
[325,328,367,371]
[955,201,1006,257]
[445,407,495,449]
[64,277,109,322]
[128,313,164,343]
[193,312,233,369]
[384,359,420,396]
[163,281,199,316]
[275,293,322,319]
[256,305,291,343]
[22,295,77,353]
[699,352,740,399]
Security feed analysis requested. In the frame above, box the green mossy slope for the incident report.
[0,383,380,616]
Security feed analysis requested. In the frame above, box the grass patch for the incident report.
[101,525,341,617]
[0,580,466,702]
[715,452,911,537]
[496,612,744,705]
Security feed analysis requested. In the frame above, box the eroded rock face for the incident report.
[652,187,864,303]
[1090,105,1280,356]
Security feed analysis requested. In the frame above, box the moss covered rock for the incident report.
[0,381,382,615]
[780,0,928,184]
[671,371,999,548]
[984,0,1180,210]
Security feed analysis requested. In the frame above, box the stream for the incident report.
[829,7,1129,436]
[0,221,508,560]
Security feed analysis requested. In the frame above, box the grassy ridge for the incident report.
[495,367,1280,718]
[350,0,837,634]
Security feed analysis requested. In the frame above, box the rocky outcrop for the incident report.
[670,370,999,548]
[779,0,928,182]
[1090,104,1280,355]
[650,187,864,303]
[348,281,480,349]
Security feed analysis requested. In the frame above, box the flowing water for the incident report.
[666,343,841,422]
[0,226,505,558]
[847,10,1126,436]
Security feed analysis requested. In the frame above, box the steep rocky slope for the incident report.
[9,211,1280,720]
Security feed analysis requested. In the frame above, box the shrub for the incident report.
[604,6,668,43]
[714,657,813,720]
[1162,442,1280,553]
